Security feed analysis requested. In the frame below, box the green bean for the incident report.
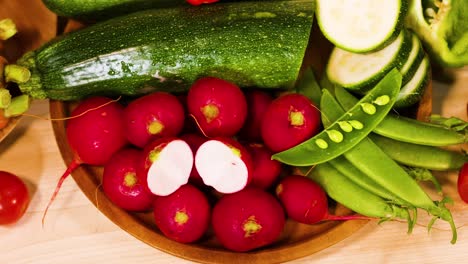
[369,133,468,171]
[272,69,402,166]
[321,91,457,243]
[308,162,411,221]
[334,85,467,146]
[328,156,412,207]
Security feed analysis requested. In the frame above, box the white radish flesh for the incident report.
[195,140,249,194]
[147,140,193,196]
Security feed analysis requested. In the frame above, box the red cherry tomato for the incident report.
[186,0,219,6]
[0,171,30,225]
[458,163,468,204]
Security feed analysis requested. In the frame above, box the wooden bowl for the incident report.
[49,15,432,264]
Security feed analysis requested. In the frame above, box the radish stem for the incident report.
[325,213,374,221]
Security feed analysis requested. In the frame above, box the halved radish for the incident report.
[195,137,252,194]
[138,137,193,196]
[180,133,208,187]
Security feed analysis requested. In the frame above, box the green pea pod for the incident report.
[328,156,412,207]
[272,68,401,166]
[309,162,411,221]
[321,86,458,244]
[334,84,467,146]
[369,133,468,171]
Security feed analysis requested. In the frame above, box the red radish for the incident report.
[102,148,155,211]
[177,94,198,134]
[43,96,127,223]
[246,143,283,190]
[123,92,185,148]
[261,93,321,152]
[187,77,247,137]
[0,171,30,225]
[211,188,285,252]
[195,137,252,194]
[276,175,369,224]
[186,0,219,6]
[139,137,193,196]
[458,163,468,204]
[239,90,274,141]
[180,133,208,187]
[153,184,211,243]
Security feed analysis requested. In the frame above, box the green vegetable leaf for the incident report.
[295,67,322,105]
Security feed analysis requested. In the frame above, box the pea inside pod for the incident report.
[334,84,467,146]
[272,69,402,166]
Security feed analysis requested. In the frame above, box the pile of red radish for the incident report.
[47,76,357,252]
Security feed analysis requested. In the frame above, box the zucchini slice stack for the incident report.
[318,0,431,108]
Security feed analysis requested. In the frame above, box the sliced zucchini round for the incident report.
[395,54,430,108]
[326,29,412,93]
[316,0,408,53]
[400,31,425,85]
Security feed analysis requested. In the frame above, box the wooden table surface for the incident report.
[0,72,466,264]
[1,1,468,263]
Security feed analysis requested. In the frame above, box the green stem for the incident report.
[0,19,17,40]
[4,94,30,117]
[0,88,11,108]
[4,64,31,84]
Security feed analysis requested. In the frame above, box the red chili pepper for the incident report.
[186,0,219,6]
[458,163,468,204]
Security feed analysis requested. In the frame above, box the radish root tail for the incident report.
[41,158,82,227]
[22,96,122,122]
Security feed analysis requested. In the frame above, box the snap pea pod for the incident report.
[321,89,457,244]
[319,86,414,207]
[272,69,402,166]
[328,157,412,207]
[369,133,468,171]
[334,85,467,146]
[309,162,411,221]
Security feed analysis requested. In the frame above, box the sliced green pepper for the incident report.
[406,0,468,67]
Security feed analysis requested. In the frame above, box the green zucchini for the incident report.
[43,0,284,21]
[316,0,408,53]
[400,31,425,85]
[42,0,187,21]
[394,54,431,108]
[326,29,412,93]
[16,1,315,101]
